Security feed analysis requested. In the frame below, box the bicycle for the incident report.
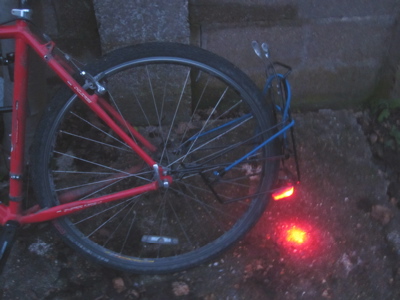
[0,0,299,274]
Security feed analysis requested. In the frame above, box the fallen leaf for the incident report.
[322,288,332,298]
[371,205,394,225]
[203,293,217,300]
[172,281,190,296]
[369,133,378,144]
[112,277,126,293]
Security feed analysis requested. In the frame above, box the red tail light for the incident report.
[272,186,294,200]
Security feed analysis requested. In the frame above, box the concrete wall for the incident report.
[9,0,400,111]
[92,0,189,53]
[40,0,101,59]
[189,0,400,110]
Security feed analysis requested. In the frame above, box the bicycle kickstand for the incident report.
[0,221,20,274]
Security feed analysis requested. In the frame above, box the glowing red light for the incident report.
[286,226,307,244]
[272,186,294,200]
[272,222,321,258]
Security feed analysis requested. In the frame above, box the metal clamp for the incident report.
[80,71,106,95]
[153,164,169,188]
[11,9,32,20]
[9,173,22,180]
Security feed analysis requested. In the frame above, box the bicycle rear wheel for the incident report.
[31,42,279,273]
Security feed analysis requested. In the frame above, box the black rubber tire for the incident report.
[31,42,279,274]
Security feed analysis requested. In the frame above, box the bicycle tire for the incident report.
[31,42,279,273]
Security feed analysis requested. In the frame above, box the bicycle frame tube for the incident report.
[0,20,167,225]
[0,21,30,220]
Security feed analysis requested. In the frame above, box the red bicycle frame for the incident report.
[0,20,170,226]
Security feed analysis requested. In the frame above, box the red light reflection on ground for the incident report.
[286,226,308,244]
[273,222,319,257]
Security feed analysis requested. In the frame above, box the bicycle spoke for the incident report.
[167,196,193,246]
[146,65,163,129]
[106,92,140,145]
[176,184,211,241]
[86,200,136,238]
[53,171,114,177]
[103,200,137,248]
[72,196,140,225]
[69,112,130,149]
[54,151,143,178]
[177,76,210,146]
[168,184,248,217]
[180,86,228,164]
[60,130,130,152]
[175,183,232,233]
[167,114,252,168]
[120,210,137,254]
[159,69,191,164]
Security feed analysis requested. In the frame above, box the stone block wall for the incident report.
[189,0,400,110]
[92,0,190,53]
[6,0,400,110]
[40,0,101,59]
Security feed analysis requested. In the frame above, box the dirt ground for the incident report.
[1,109,400,300]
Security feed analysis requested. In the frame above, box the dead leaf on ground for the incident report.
[112,277,126,293]
[371,205,394,225]
[172,281,190,296]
